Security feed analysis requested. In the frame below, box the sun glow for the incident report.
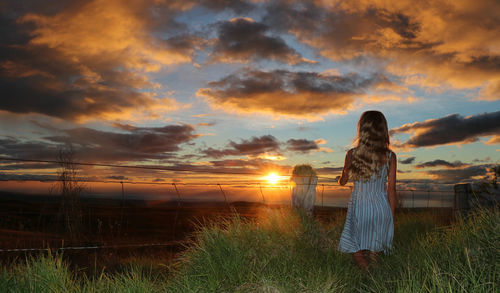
[266,172,280,184]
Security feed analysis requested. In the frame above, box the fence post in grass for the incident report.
[217,183,231,211]
[321,184,324,208]
[120,181,125,235]
[454,183,471,219]
[259,184,266,204]
[412,190,415,208]
[441,191,444,208]
[172,183,182,239]
[427,190,430,209]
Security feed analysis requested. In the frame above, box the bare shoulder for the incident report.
[389,151,397,165]
[346,148,354,160]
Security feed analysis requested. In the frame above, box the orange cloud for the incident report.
[20,0,191,70]
[264,0,500,100]
[198,68,389,119]
[0,0,193,122]
[390,111,500,149]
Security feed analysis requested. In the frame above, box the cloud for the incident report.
[208,158,290,174]
[0,173,57,182]
[200,135,281,158]
[315,166,343,175]
[415,159,468,169]
[0,123,200,163]
[390,111,500,148]
[399,157,415,164]
[200,135,333,159]
[105,175,129,180]
[198,68,390,118]
[0,0,192,121]
[425,165,491,184]
[0,137,60,161]
[0,162,59,170]
[262,0,500,100]
[486,135,500,145]
[208,17,314,65]
[285,138,332,153]
[286,138,319,153]
[197,0,255,13]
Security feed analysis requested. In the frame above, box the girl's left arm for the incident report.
[388,152,397,215]
[338,149,352,186]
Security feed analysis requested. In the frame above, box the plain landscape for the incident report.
[1,190,497,292]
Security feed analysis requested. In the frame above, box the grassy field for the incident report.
[0,206,497,292]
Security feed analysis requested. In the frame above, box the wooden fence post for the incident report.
[454,183,471,219]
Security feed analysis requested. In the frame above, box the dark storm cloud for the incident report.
[0,137,60,160]
[200,135,328,158]
[390,111,500,148]
[46,124,200,160]
[0,124,199,163]
[197,0,254,13]
[198,68,390,117]
[164,33,206,59]
[415,160,468,169]
[285,139,319,153]
[200,135,281,158]
[426,165,491,184]
[209,18,311,64]
[0,162,59,170]
[399,157,415,164]
[0,173,57,182]
[105,175,129,180]
[0,1,191,121]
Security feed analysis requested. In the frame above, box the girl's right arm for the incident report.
[387,151,397,215]
[338,149,352,186]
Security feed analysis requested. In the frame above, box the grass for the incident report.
[0,207,498,292]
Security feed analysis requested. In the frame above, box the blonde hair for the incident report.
[291,164,317,177]
[350,111,390,181]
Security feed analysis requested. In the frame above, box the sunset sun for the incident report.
[266,173,279,184]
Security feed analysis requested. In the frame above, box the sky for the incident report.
[0,0,499,198]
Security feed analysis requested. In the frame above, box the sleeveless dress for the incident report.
[338,152,394,253]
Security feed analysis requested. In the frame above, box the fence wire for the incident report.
[0,156,455,253]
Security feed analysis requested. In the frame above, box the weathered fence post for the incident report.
[120,181,125,235]
[217,183,231,211]
[321,184,324,208]
[172,183,182,239]
[259,184,266,204]
[454,183,471,219]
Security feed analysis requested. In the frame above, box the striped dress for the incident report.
[338,152,394,253]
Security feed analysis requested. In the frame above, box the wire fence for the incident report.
[0,156,456,253]
[0,156,452,202]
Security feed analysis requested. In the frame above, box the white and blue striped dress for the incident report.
[338,153,394,253]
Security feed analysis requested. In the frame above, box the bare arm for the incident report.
[388,152,397,215]
[338,149,352,186]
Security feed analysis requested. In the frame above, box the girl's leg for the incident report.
[368,251,378,265]
[353,251,369,270]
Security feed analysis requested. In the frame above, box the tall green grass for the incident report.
[167,208,498,292]
[0,207,498,292]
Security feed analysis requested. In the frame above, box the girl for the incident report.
[337,110,397,270]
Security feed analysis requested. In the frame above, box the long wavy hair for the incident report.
[350,111,390,181]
